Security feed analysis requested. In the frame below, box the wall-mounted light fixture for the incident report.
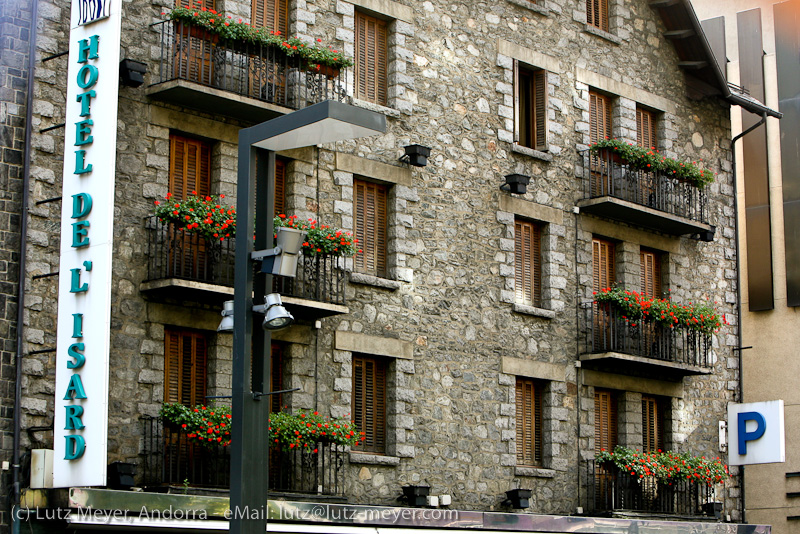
[400,485,430,507]
[500,173,530,195]
[253,293,294,331]
[699,226,716,242]
[399,144,431,167]
[252,226,307,277]
[218,300,234,333]
[119,59,147,87]
[503,488,532,509]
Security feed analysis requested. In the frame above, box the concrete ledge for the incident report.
[502,357,566,382]
[349,0,413,22]
[515,466,556,478]
[581,368,685,398]
[349,452,401,466]
[512,303,556,319]
[335,331,414,359]
[351,98,402,118]
[506,0,550,17]
[336,153,412,186]
[582,24,622,45]
[498,39,560,73]
[500,196,564,225]
[349,272,402,290]
[512,143,554,162]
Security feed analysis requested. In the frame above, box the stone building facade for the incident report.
[2,0,774,530]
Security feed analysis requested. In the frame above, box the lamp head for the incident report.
[218,300,234,333]
[262,293,294,331]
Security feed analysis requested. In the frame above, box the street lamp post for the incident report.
[231,101,386,534]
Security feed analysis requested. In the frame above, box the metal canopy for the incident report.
[241,100,387,152]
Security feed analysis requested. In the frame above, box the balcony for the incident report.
[139,416,346,497]
[148,20,350,123]
[579,303,713,378]
[141,217,348,317]
[577,151,714,236]
[582,460,719,519]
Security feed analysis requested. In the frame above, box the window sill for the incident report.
[506,0,549,16]
[351,98,402,119]
[349,452,401,466]
[512,143,553,162]
[515,466,555,478]
[512,303,556,319]
[582,24,622,45]
[350,272,402,290]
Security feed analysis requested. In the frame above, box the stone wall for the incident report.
[14,0,743,521]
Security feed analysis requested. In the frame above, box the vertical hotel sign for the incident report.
[53,0,122,487]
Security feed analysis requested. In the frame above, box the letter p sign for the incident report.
[728,400,785,466]
[737,411,766,454]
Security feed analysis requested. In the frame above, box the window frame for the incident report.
[586,0,609,32]
[515,218,543,307]
[515,377,544,467]
[592,237,616,292]
[514,61,548,152]
[636,106,658,150]
[353,178,389,278]
[589,91,613,146]
[164,327,208,406]
[594,389,618,453]
[169,134,212,201]
[352,354,388,454]
[642,395,666,453]
[251,0,288,35]
[640,248,663,298]
[355,10,389,106]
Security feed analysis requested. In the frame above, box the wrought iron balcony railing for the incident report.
[145,216,347,306]
[581,303,712,369]
[140,416,346,496]
[580,151,709,225]
[151,20,350,110]
[582,460,718,517]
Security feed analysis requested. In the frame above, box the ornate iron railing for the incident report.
[581,303,712,368]
[580,151,709,224]
[582,460,717,517]
[145,216,347,306]
[151,20,350,109]
[140,416,346,495]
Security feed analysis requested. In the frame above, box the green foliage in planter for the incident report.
[594,286,724,335]
[274,214,360,257]
[268,410,363,452]
[160,403,232,448]
[596,445,730,486]
[163,6,354,69]
[154,192,237,242]
[590,138,715,188]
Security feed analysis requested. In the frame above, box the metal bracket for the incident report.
[251,247,281,261]
[252,387,300,400]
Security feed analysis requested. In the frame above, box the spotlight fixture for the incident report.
[504,488,532,509]
[218,300,234,333]
[254,293,294,331]
[400,485,430,507]
[699,226,716,242]
[399,144,431,167]
[252,226,307,277]
[119,59,147,87]
[500,173,530,195]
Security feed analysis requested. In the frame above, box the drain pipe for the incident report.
[730,111,767,525]
[12,0,39,531]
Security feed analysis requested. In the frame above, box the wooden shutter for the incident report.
[592,238,615,292]
[515,219,542,307]
[353,355,387,453]
[594,389,618,453]
[355,11,388,106]
[169,134,211,200]
[251,0,288,35]
[587,0,609,32]
[177,0,214,9]
[354,179,388,277]
[516,378,543,466]
[164,328,207,406]
[642,396,665,452]
[589,92,612,146]
[636,107,657,150]
[640,249,662,298]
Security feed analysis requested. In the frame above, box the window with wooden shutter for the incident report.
[352,355,387,454]
[164,328,208,406]
[589,92,612,146]
[592,238,615,292]
[251,0,288,35]
[355,11,388,106]
[515,63,548,151]
[515,219,542,307]
[640,249,662,298]
[594,389,618,453]
[636,107,657,150]
[586,0,609,32]
[516,378,543,466]
[169,134,212,201]
[354,179,388,278]
[642,396,665,452]
[176,0,215,9]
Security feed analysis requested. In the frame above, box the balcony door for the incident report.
[173,0,217,86]
[592,238,615,350]
[594,389,618,508]
[250,0,289,103]
[590,91,613,196]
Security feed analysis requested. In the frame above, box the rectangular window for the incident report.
[164,328,208,406]
[515,219,542,307]
[515,63,548,151]
[594,389,618,453]
[642,396,665,452]
[586,0,609,32]
[592,238,615,292]
[353,355,387,454]
[169,134,212,200]
[640,249,662,298]
[516,378,543,466]
[589,91,612,146]
[636,107,657,150]
[354,179,388,278]
[251,0,288,35]
[355,11,388,106]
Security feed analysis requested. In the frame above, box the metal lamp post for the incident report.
[231,101,385,534]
